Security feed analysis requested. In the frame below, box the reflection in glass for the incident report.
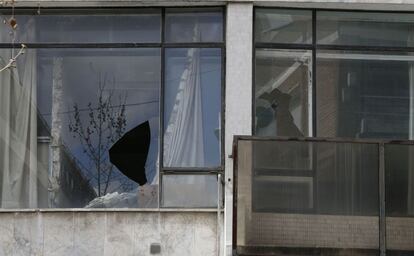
[255,9,312,44]
[385,144,414,254]
[386,144,414,216]
[236,139,380,255]
[0,11,162,43]
[255,49,311,136]
[0,48,161,208]
[317,11,414,47]
[251,140,378,215]
[165,8,223,43]
[164,48,221,168]
[317,51,414,139]
[162,174,218,208]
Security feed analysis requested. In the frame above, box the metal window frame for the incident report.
[252,7,414,137]
[0,6,226,209]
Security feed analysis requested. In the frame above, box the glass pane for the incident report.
[236,139,379,255]
[385,144,414,254]
[317,11,414,47]
[164,48,221,168]
[0,11,161,43]
[161,174,218,208]
[165,8,223,43]
[317,50,414,140]
[255,9,312,44]
[0,48,161,208]
[251,140,378,215]
[255,49,311,136]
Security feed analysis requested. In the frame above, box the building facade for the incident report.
[0,0,414,255]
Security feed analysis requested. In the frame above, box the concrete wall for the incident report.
[225,3,253,256]
[0,211,219,256]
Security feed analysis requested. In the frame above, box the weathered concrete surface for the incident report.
[225,3,253,256]
[0,211,219,256]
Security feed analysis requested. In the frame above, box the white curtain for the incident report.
[151,46,206,193]
[0,18,37,208]
[163,47,205,167]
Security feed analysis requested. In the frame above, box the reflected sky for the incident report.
[36,48,161,194]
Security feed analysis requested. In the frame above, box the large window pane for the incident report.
[0,48,161,208]
[317,11,414,47]
[255,49,311,136]
[255,9,312,44]
[236,139,379,255]
[317,50,414,139]
[165,8,223,43]
[161,174,218,208]
[164,48,221,168]
[0,11,161,43]
[251,140,378,215]
[385,144,414,254]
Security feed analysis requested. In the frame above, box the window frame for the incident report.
[253,7,414,138]
[0,6,226,209]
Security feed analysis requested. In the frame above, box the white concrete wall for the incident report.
[225,3,253,256]
[0,211,219,256]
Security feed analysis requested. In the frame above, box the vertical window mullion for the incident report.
[159,8,166,207]
[312,9,317,137]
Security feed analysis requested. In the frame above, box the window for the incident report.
[253,8,414,221]
[254,9,414,139]
[0,8,224,209]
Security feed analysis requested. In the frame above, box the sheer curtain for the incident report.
[151,27,205,188]
[0,48,37,208]
[163,47,205,167]
[0,19,37,208]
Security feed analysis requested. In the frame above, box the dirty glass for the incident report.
[317,50,414,139]
[385,144,414,254]
[317,11,414,47]
[255,49,311,136]
[236,139,380,256]
[165,8,223,43]
[163,48,222,168]
[0,48,160,208]
[161,174,218,208]
[255,9,312,44]
[0,10,162,43]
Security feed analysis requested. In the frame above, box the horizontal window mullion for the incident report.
[0,43,226,49]
[316,44,414,53]
[162,43,224,48]
[255,43,314,50]
[161,167,223,174]
[0,43,163,48]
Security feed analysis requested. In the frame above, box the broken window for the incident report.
[0,8,223,209]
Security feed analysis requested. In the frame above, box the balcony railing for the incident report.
[233,136,414,256]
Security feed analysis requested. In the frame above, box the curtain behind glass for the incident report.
[0,47,38,208]
[0,17,38,208]
[163,47,205,167]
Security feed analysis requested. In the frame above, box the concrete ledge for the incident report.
[0,211,221,256]
[0,207,224,213]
